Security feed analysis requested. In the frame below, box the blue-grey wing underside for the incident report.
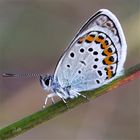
[53,9,127,92]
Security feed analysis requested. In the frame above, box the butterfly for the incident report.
[3,9,127,108]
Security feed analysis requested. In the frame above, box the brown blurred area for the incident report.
[0,0,139,140]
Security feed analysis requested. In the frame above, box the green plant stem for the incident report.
[0,63,140,140]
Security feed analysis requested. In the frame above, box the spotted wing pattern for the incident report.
[53,9,127,92]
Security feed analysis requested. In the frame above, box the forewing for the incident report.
[53,9,127,92]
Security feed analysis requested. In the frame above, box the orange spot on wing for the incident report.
[106,67,113,79]
[101,41,108,49]
[78,37,85,44]
[85,35,95,42]
[95,37,105,43]
[103,48,112,56]
[103,57,114,65]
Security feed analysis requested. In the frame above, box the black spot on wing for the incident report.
[80,61,86,66]
[97,70,102,76]
[70,52,75,58]
[80,48,84,53]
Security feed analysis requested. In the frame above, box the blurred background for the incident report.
[0,0,139,140]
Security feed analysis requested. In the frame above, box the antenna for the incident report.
[2,73,42,78]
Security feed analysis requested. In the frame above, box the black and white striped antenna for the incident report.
[2,73,42,78]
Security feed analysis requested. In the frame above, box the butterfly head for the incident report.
[40,75,52,91]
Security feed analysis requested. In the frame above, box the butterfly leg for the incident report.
[56,92,69,109]
[78,93,89,101]
[61,98,69,109]
[71,90,89,101]
[43,93,56,108]
[51,96,55,104]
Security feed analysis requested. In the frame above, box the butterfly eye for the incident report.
[44,78,50,86]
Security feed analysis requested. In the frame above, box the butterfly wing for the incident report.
[53,9,127,92]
